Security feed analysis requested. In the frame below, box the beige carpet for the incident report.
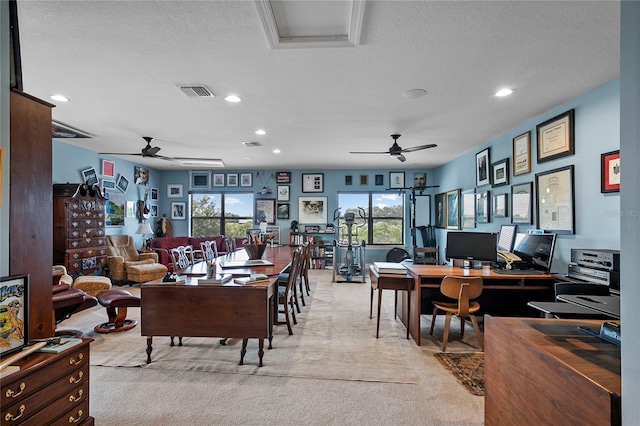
[63,276,418,384]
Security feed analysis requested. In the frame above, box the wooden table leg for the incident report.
[258,339,264,367]
[240,339,248,365]
[376,286,383,338]
[146,336,153,363]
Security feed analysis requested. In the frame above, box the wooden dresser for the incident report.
[53,183,108,277]
[0,339,94,425]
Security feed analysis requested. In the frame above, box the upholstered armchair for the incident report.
[106,235,166,284]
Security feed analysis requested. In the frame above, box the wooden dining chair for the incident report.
[277,247,303,335]
[169,245,196,271]
[414,246,439,265]
[200,240,219,263]
[430,276,484,352]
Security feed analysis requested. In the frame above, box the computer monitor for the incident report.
[445,232,498,262]
[512,233,557,273]
[497,225,517,252]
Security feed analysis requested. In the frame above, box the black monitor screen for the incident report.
[445,232,497,262]
[512,233,557,273]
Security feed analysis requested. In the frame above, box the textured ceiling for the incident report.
[16,0,620,171]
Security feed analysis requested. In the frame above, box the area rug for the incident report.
[434,352,484,396]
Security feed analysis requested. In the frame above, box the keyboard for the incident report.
[493,268,546,275]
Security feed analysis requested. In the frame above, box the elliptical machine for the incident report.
[332,207,366,283]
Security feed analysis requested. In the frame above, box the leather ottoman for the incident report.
[94,289,141,333]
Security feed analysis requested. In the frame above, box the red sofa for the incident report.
[150,236,228,271]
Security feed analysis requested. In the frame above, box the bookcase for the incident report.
[289,230,335,269]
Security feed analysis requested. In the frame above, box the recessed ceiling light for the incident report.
[224,95,242,103]
[495,88,513,97]
[243,156,254,160]
[255,129,266,135]
[403,89,427,99]
[273,149,281,154]
[50,94,69,102]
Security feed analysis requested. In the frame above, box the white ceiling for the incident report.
[16,0,620,171]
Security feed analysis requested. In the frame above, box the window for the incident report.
[337,192,404,245]
[190,193,254,237]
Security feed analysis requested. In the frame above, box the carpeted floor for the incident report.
[61,269,485,425]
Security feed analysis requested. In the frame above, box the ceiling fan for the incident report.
[350,134,437,162]
[99,136,223,165]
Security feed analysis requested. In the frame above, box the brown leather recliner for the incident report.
[52,265,98,325]
[106,235,163,284]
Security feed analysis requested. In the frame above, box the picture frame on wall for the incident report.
[150,205,158,217]
[491,158,509,187]
[360,174,368,185]
[446,189,461,230]
[276,172,291,183]
[227,173,238,187]
[535,165,575,234]
[167,184,183,198]
[434,192,446,228]
[0,274,29,357]
[81,167,98,186]
[277,185,290,201]
[475,191,490,223]
[150,187,159,201]
[134,166,150,185]
[116,174,129,193]
[101,159,115,177]
[492,193,508,218]
[601,150,620,193]
[389,171,405,189]
[126,200,135,217]
[101,179,116,192]
[512,131,531,176]
[298,196,328,224]
[213,173,225,187]
[461,188,476,228]
[345,175,352,186]
[302,173,324,193]
[171,201,186,220]
[414,172,426,189]
[375,174,384,186]
[241,173,253,187]
[536,109,575,163]
[255,198,276,225]
[190,171,210,190]
[511,182,533,224]
[105,192,125,226]
[475,148,490,186]
[277,203,290,220]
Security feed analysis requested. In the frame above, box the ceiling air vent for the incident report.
[243,141,262,147]
[178,85,215,98]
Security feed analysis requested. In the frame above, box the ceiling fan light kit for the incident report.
[349,134,437,162]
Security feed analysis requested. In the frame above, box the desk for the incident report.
[368,266,413,338]
[404,265,555,345]
[557,294,620,319]
[485,316,621,425]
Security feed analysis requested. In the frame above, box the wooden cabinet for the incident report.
[0,339,94,425]
[53,184,108,277]
[289,232,334,269]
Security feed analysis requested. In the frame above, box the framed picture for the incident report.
[446,189,461,230]
[512,131,531,176]
[389,172,405,189]
[475,148,490,186]
[276,172,291,184]
[493,193,508,218]
[277,203,290,220]
[171,201,186,220]
[101,159,115,177]
[536,165,575,234]
[134,166,150,185]
[461,188,476,228]
[150,187,159,201]
[360,174,368,185]
[150,205,158,217]
[126,200,136,218]
[277,185,290,201]
[375,174,384,186]
[116,174,129,193]
[213,173,225,187]
[101,179,116,192]
[434,192,446,228]
[105,192,125,226]
[475,191,490,223]
[255,198,276,225]
[167,184,183,198]
[190,171,210,189]
[536,109,575,163]
[302,173,324,193]
[511,182,533,224]
[345,175,352,186]
[414,172,426,189]
[298,196,328,224]
[601,150,620,193]
[240,173,252,187]
[0,274,29,357]
[81,167,98,185]
[227,173,238,187]
[491,158,509,187]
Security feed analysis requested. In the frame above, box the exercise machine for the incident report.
[332,207,366,283]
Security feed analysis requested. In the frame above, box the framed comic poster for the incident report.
[0,274,29,356]
[298,196,328,224]
[535,165,575,234]
[601,150,620,193]
[255,198,276,225]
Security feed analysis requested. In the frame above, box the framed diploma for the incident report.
[536,109,575,163]
[535,165,575,234]
[512,131,531,175]
[511,182,533,224]
[601,150,620,193]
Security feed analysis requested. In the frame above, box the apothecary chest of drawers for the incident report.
[53,183,108,277]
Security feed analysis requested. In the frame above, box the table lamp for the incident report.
[136,222,154,250]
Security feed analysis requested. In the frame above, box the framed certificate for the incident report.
[512,131,531,175]
[536,109,575,163]
[535,165,575,234]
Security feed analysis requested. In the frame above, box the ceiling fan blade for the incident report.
[143,146,161,156]
[349,151,389,154]
[397,154,407,162]
[98,152,143,156]
[401,143,437,153]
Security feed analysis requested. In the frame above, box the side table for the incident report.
[369,265,413,339]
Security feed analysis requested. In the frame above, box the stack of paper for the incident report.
[373,262,408,275]
[234,273,270,285]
